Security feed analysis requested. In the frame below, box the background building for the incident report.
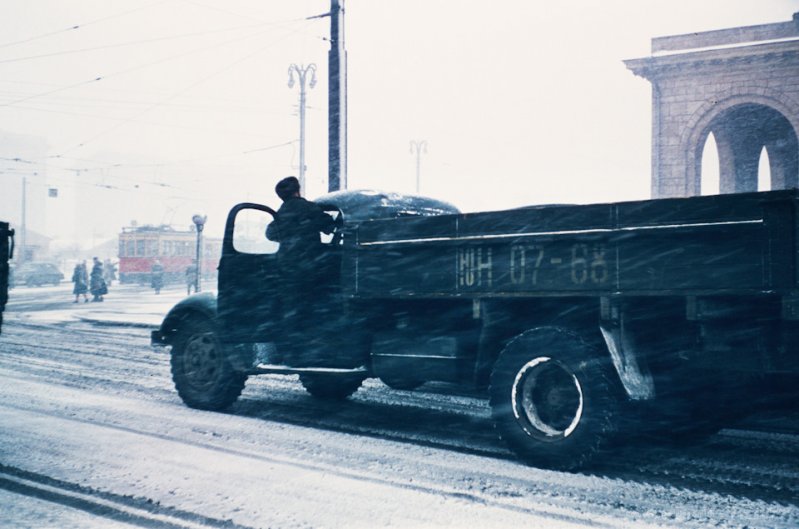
[626,12,799,197]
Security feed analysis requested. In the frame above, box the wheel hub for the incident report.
[183,332,220,389]
[511,357,584,441]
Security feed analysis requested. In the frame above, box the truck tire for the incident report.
[299,373,364,400]
[170,316,247,410]
[489,327,621,471]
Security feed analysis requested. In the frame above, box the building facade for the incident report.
[625,13,799,198]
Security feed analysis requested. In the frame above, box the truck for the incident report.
[0,221,14,334]
[152,189,799,470]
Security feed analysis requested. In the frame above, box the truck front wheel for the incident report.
[170,316,247,410]
[489,328,621,471]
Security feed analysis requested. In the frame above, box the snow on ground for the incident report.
[2,285,799,528]
[5,282,194,327]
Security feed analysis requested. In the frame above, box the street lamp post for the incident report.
[288,63,317,192]
[410,140,427,193]
[191,214,206,293]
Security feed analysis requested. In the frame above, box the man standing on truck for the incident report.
[266,176,336,364]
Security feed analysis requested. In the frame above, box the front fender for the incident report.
[151,292,217,346]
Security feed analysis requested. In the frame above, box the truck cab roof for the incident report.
[314,189,459,223]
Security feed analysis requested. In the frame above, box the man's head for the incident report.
[275,176,301,201]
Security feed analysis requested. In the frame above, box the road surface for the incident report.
[1,284,798,528]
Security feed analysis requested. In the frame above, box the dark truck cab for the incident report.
[0,222,14,334]
[153,189,799,470]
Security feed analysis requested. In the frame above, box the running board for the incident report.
[250,364,370,376]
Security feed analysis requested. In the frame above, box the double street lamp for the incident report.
[288,63,317,192]
[191,214,206,293]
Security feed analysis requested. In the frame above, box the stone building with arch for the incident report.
[625,13,799,198]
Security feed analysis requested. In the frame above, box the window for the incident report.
[146,239,158,257]
[233,208,278,254]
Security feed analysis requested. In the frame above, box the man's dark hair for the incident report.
[275,176,300,201]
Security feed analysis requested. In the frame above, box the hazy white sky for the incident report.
[0,0,797,245]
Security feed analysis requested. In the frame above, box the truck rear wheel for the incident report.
[170,316,247,410]
[489,327,621,470]
[299,373,364,400]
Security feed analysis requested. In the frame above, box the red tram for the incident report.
[118,225,221,285]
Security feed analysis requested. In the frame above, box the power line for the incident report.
[0,88,287,114]
[53,25,310,157]
[0,21,296,109]
[0,0,173,50]
[1,101,274,140]
[0,21,280,66]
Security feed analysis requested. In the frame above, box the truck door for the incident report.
[217,203,281,344]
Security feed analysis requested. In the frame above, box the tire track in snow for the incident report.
[3,320,799,524]
[0,465,254,529]
[0,401,625,529]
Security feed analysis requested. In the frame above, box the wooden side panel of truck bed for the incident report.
[344,190,797,298]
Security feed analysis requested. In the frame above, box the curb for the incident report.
[75,316,156,329]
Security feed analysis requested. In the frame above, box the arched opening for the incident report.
[700,132,719,196]
[699,103,798,194]
[758,147,771,191]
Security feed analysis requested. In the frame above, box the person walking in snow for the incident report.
[72,261,89,303]
[151,259,164,295]
[185,261,197,295]
[89,257,107,302]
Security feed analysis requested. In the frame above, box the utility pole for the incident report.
[288,63,317,192]
[410,140,427,193]
[327,0,347,192]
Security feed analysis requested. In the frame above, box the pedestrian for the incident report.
[72,261,89,303]
[185,260,197,295]
[151,259,164,295]
[89,257,107,302]
[103,258,116,286]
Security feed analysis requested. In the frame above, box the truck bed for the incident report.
[343,190,797,298]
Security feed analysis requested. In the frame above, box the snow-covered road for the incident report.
[1,286,798,528]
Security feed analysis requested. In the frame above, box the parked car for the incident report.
[13,261,64,287]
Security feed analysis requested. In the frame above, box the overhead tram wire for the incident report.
[0,87,288,114]
[0,21,287,66]
[2,101,274,140]
[0,152,271,202]
[0,20,301,109]
[49,140,297,173]
[52,24,313,158]
[0,139,297,196]
[0,0,173,50]
[0,79,281,111]
[182,0,328,43]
